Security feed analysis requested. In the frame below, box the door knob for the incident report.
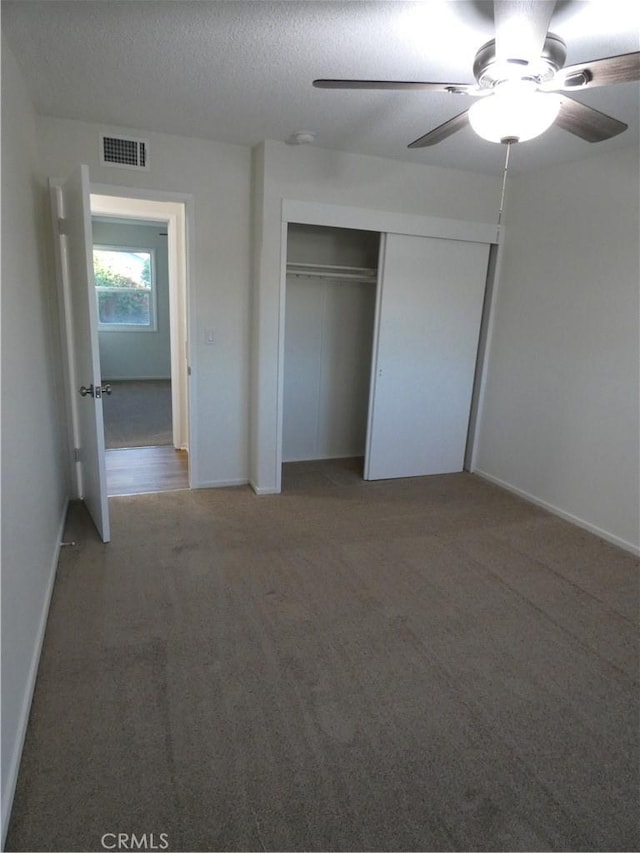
[79,383,111,398]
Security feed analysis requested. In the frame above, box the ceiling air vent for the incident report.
[100,134,149,170]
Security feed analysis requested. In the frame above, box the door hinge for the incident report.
[58,217,68,236]
[74,447,81,463]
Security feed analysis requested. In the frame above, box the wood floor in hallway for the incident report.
[105,445,188,496]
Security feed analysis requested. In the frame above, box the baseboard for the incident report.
[103,376,171,382]
[473,468,640,556]
[250,482,280,496]
[193,478,249,490]
[1,499,69,847]
[281,452,364,463]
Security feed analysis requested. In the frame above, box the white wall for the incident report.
[251,139,502,492]
[37,115,252,487]
[1,37,70,840]
[475,146,640,553]
[94,220,171,380]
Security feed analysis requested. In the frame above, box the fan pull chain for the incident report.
[497,139,513,232]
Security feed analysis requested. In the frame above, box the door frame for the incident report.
[273,199,499,493]
[88,185,196,486]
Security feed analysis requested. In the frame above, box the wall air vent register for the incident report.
[100,134,149,170]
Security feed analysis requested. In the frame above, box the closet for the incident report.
[283,224,379,463]
[281,221,491,481]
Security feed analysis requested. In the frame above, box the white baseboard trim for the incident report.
[250,483,280,496]
[473,468,640,556]
[192,478,249,490]
[1,499,69,847]
[281,452,364,463]
[103,376,171,382]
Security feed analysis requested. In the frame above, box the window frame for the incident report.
[93,244,158,333]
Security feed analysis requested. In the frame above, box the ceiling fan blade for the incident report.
[494,0,556,65]
[313,79,476,94]
[407,110,470,148]
[554,94,628,142]
[542,51,640,91]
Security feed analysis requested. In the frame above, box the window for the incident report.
[93,246,157,331]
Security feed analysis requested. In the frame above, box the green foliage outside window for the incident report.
[94,250,153,327]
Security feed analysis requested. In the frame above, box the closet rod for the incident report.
[287,270,376,282]
[286,262,377,282]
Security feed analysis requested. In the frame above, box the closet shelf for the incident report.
[286,262,377,283]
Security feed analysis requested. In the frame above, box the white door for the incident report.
[53,166,110,541]
[365,233,490,481]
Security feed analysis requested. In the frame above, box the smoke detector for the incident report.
[287,130,316,145]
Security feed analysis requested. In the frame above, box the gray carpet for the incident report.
[7,463,640,852]
[102,379,172,448]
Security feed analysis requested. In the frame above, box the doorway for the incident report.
[90,193,191,496]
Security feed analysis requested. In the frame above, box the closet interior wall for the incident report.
[282,224,379,463]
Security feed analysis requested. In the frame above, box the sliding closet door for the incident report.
[365,233,490,480]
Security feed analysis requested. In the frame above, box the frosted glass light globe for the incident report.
[469,83,561,143]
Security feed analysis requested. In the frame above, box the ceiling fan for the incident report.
[313,0,640,147]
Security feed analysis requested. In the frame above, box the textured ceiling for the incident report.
[2,0,639,175]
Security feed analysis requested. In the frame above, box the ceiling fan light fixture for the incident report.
[468,84,561,143]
